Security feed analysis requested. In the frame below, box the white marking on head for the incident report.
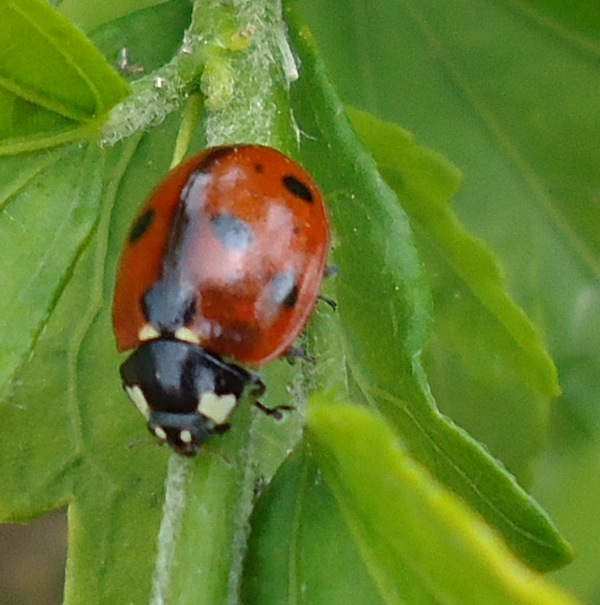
[174,327,200,344]
[179,430,193,444]
[197,392,237,425]
[126,385,151,419]
[139,323,160,341]
[153,426,168,441]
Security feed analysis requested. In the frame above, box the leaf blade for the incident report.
[289,17,572,571]
[348,107,560,398]
[307,398,580,605]
[0,0,129,141]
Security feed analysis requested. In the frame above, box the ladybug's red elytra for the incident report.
[113,145,330,456]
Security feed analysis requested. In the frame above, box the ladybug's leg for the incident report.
[317,294,337,310]
[285,346,315,365]
[253,399,295,420]
[319,265,339,310]
[213,423,231,435]
[247,372,266,399]
[246,373,294,419]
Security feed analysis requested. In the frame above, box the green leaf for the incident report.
[288,17,572,572]
[306,399,580,605]
[58,0,168,33]
[345,107,557,484]
[243,444,383,604]
[0,0,129,152]
[0,146,103,400]
[0,135,149,522]
[90,0,192,76]
[348,107,560,399]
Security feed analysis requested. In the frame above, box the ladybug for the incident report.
[113,145,330,456]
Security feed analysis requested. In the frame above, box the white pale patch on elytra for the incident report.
[126,385,151,419]
[174,326,200,344]
[139,323,160,341]
[153,426,168,441]
[197,392,237,425]
[179,430,193,444]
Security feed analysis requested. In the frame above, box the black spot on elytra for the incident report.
[282,284,299,308]
[129,209,155,243]
[195,146,236,173]
[270,270,299,308]
[211,214,254,250]
[283,175,313,203]
[254,163,265,173]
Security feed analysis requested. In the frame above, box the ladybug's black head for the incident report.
[119,339,261,456]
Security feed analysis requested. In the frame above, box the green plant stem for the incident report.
[189,0,298,149]
[143,1,300,604]
[101,0,299,152]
